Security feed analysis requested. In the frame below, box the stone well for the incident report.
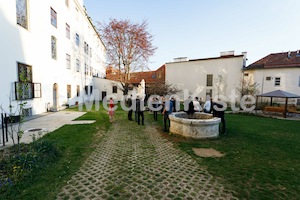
[169,112,221,139]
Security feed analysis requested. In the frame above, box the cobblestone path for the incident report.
[57,118,237,200]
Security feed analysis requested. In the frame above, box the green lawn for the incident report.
[156,113,300,199]
[0,104,112,200]
[1,105,299,199]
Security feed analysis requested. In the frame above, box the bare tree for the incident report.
[97,19,157,94]
[214,75,227,96]
[146,83,182,96]
[237,77,259,96]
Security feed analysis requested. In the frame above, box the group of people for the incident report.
[109,95,226,135]
[185,96,226,134]
[127,95,176,132]
[127,95,145,125]
[109,95,146,125]
[163,96,226,134]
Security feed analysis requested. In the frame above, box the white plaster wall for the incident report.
[0,0,106,115]
[166,56,244,101]
[0,1,27,114]
[245,68,300,95]
[93,78,124,101]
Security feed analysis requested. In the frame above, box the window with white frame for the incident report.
[113,86,117,93]
[51,36,57,59]
[76,85,80,97]
[266,76,271,81]
[16,62,33,100]
[206,74,213,86]
[85,64,89,75]
[50,7,57,28]
[66,54,71,69]
[84,42,87,53]
[206,89,212,98]
[85,85,88,95]
[75,33,80,46]
[275,77,281,86]
[66,23,70,39]
[67,85,71,98]
[76,59,80,72]
[16,0,28,29]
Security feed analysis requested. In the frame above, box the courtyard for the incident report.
[1,104,300,199]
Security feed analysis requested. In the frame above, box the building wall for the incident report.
[93,78,124,101]
[245,68,300,95]
[165,56,245,101]
[0,0,106,115]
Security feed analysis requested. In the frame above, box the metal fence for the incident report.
[1,113,9,146]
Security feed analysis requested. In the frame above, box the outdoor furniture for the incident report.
[256,90,300,118]
[287,106,300,116]
[263,106,285,116]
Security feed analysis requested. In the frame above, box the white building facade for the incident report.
[244,51,300,105]
[165,51,247,102]
[0,0,106,116]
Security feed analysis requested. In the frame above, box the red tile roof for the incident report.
[246,51,300,70]
[106,65,165,84]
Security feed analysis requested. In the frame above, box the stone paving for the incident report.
[1,111,95,148]
[57,118,237,199]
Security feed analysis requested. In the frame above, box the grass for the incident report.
[0,103,111,200]
[155,112,300,199]
[1,104,299,199]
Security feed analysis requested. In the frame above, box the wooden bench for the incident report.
[263,106,300,117]
[263,106,285,116]
[287,106,300,115]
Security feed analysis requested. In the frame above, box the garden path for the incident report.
[57,118,237,199]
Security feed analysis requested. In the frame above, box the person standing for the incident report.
[203,97,212,113]
[212,99,226,134]
[184,96,194,115]
[193,97,201,112]
[136,96,145,125]
[152,97,159,121]
[127,95,133,120]
[170,97,177,112]
[108,97,115,123]
[162,98,173,132]
[199,97,204,108]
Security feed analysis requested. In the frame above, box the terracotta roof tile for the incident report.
[246,51,300,70]
[106,65,165,84]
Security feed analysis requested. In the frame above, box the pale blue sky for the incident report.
[84,0,300,70]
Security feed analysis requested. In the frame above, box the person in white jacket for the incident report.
[203,97,212,113]
[193,97,202,112]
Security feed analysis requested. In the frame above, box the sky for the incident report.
[84,0,300,70]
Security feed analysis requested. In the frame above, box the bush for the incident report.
[0,140,62,187]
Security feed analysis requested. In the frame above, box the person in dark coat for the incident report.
[162,98,173,132]
[136,96,144,125]
[184,96,195,115]
[212,100,226,134]
[127,95,133,120]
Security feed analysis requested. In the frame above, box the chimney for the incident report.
[242,52,247,59]
[173,57,189,62]
[242,52,247,69]
[220,51,235,57]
